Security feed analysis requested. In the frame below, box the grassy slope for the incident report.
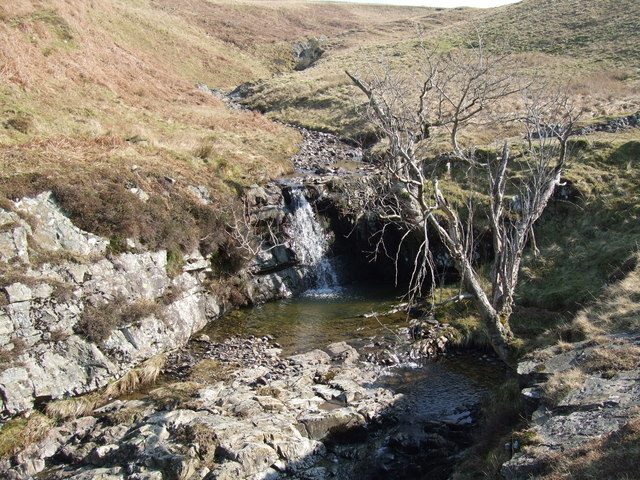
[519,134,640,311]
[243,0,639,139]
[0,0,425,255]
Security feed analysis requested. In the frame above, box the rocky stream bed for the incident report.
[2,323,504,480]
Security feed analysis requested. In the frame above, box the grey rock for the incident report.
[503,331,640,479]
[13,192,108,256]
[299,408,365,440]
[182,250,211,272]
[324,342,359,364]
[289,349,331,367]
[128,188,149,203]
[0,209,31,263]
[245,185,269,207]
[186,185,212,204]
[4,283,33,303]
[292,38,325,71]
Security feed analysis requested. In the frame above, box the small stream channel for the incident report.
[204,283,504,409]
[185,180,505,478]
[189,283,505,479]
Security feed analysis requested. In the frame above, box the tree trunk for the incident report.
[479,308,514,366]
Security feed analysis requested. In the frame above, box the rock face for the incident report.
[0,190,313,418]
[501,330,640,479]
[2,338,479,480]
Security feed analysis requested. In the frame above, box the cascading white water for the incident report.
[286,188,339,294]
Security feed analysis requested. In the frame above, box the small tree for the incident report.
[348,44,579,364]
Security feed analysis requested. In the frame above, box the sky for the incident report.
[322,0,521,7]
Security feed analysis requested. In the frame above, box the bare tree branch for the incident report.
[347,41,579,364]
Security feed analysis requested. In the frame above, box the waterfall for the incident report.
[286,188,340,294]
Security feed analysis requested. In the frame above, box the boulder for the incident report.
[292,38,325,71]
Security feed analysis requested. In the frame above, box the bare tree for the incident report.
[348,45,579,364]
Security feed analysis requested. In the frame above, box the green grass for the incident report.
[471,0,640,65]
[0,413,53,459]
[518,136,640,311]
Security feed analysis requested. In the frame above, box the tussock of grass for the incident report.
[0,412,54,459]
[45,355,165,420]
[149,382,201,410]
[45,393,102,421]
[104,354,165,399]
[568,251,640,337]
[104,405,148,427]
[542,368,586,406]
[580,346,640,378]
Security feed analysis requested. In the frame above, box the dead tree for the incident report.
[348,47,579,364]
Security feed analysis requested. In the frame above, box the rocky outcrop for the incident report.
[0,190,311,419]
[576,110,640,135]
[287,126,367,175]
[292,37,325,71]
[3,337,481,480]
[501,330,640,479]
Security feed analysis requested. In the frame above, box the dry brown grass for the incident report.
[74,295,147,345]
[0,412,54,459]
[45,392,103,421]
[104,354,166,399]
[580,346,640,378]
[45,354,165,420]
[0,1,304,252]
[148,381,201,410]
[570,252,640,337]
[239,0,639,141]
[542,368,586,406]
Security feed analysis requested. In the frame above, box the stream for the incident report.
[28,132,503,480]
[172,283,506,479]
[173,176,507,478]
[207,282,504,409]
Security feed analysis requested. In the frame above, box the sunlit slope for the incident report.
[241,0,639,140]
[0,0,430,253]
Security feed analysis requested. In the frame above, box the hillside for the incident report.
[241,0,639,140]
[0,0,429,255]
[0,1,639,478]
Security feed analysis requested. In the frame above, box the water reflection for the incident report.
[205,283,407,355]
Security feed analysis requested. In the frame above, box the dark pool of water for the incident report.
[375,355,505,420]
